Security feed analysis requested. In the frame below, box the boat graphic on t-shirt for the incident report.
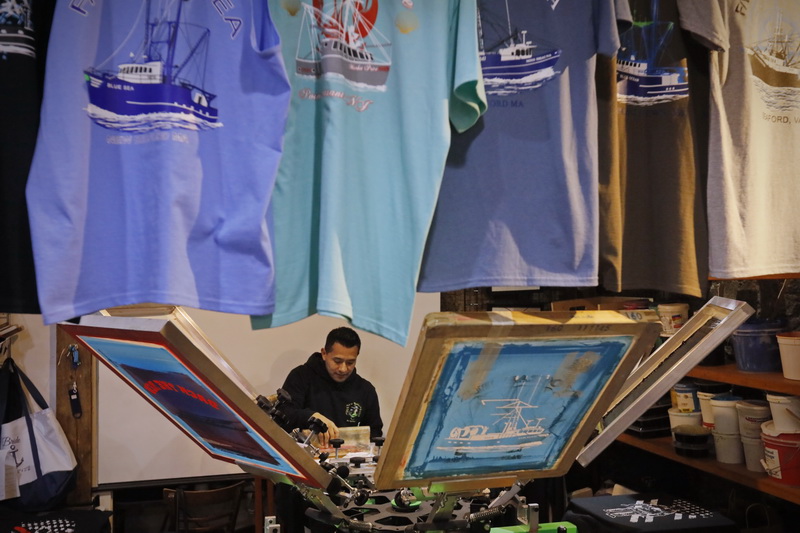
[616,0,688,105]
[83,0,222,132]
[478,0,561,96]
[294,0,392,91]
[747,10,800,89]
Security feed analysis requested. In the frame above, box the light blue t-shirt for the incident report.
[418,0,626,292]
[26,0,290,323]
[253,0,486,345]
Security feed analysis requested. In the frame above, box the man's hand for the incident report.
[311,412,340,447]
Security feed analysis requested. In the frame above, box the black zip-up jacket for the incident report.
[280,353,383,438]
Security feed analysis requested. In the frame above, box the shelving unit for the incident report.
[618,363,800,505]
[688,364,800,396]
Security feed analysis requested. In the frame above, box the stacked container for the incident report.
[736,399,771,472]
[710,394,744,464]
[670,380,710,456]
[695,380,732,430]
[731,318,785,373]
[762,420,800,485]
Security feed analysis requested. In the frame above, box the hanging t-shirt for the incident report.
[26,0,290,324]
[417,0,628,293]
[0,0,55,314]
[677,0,800,278]
[252,0,486,345]
[598,0,709,298]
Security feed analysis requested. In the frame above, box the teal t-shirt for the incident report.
[254,0,486,345]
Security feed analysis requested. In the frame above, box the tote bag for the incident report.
[0,358,77,511]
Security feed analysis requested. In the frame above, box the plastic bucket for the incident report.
[710,395,743,434]
[766,393,800,433]
[777,332,800,380]
[736,399,772,438]
[668,407,702,431]
[731,319,785,372]
[697,391,717,425]
[694,380,732,395]
[672,381,699,413]
[761,430,800,484]
[713,430,744,464]
[673,425,712,458]
[658,303,689,334]
[741,435,766,472]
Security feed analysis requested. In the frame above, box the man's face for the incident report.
[321,342,359,382]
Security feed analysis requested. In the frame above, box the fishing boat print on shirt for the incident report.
[478,0,562,96]
[293,0,393,91]
[746,4,800,111]
[616,0,688,106]
[83,0,222,132]
[0,0,35,57]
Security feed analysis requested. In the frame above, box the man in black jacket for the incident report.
[280,326,383,445]
[276,327,382,533]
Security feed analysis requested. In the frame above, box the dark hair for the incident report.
[324,327,361,352]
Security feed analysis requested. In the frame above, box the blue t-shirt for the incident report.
[253,0,486,345]
[418,0,626,292]
[26,0,290,323]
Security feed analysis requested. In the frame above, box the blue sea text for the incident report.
[211,0,243,39]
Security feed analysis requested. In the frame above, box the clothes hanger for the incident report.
[0,323,23,361]
[0,323,23,343]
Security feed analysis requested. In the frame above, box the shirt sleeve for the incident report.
[449,0,487,133]
[595,0,627,58]
[677,0,728,52]
[280,367,316,431]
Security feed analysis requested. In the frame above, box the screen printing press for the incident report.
[59,297,753,533]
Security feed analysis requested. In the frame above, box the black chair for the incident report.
[162,481,244,533]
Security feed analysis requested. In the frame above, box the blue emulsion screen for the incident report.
[405,337,633,479]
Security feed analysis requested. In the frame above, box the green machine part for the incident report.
[491,523,577,533]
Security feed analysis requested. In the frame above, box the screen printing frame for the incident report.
[374,310,662,491]
[59,305,332,489]
[576,296,754,466]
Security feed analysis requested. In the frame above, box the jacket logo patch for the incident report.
[345,402,362,424]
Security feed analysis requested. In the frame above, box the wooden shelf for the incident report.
[615,363,800,505]
[687,364,800,396]
[617,433,800,505]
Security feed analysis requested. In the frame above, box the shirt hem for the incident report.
[417,276,599,293]
[41,292,274,325]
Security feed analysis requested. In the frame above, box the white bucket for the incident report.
[778,332,800,380]
[741,435,766,472]
[658,303,689,334]
[736,399,772,438]
[713,430,744,464]
[668,407,702,431]
[697,391,716,425]
[710,396,742,434]
[766,393,800,434]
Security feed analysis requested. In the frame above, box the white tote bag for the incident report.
[0,358,77,510]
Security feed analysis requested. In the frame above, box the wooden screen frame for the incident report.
[577,296,754,466]
[59,307,331,489]
[374,310,662,490]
